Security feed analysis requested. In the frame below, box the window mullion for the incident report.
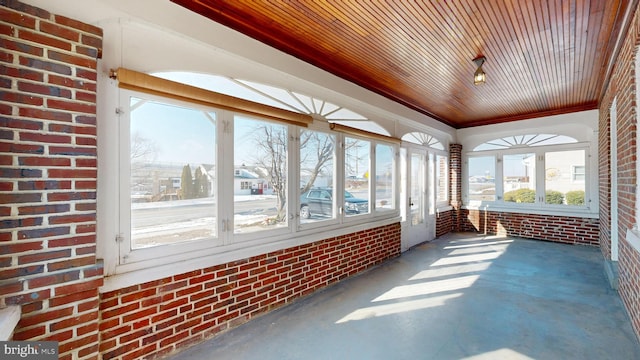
[537,152,545,206]
[220,111,234,245]
[495,155,504,201]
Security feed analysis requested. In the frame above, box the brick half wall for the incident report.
[99,223,401,360]
[436,209,454,238]
[460,209,599,246]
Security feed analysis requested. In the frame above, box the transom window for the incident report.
[473,134,577,151]
[402,132,445,150]
[154,72,390,136]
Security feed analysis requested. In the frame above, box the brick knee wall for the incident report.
[460,209,599,246]
[98,223,401,360]
[436,209,453,238]
[0,1,103,359]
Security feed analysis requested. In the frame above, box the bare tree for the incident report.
[251,125,288,221]
[299,130,334,194]
[344,137,367,177]
[250,127,335,223]
[130,132,157,168]
[130,132,157,193]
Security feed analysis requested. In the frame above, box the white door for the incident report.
[401,149,432,251]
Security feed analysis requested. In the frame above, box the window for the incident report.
[468,156,496,202]
[546,150,586,205]
[466,135,589,209]
[300,129,336,223]
[111,72,401,278]
[503,153,536,203]
[128,97,217,250]
[473,134,577,151]
[344,136,370,217]
[436,154,448,204]
[375,143,395,211]
[234,115,288,234]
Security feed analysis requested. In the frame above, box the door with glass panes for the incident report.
[402,148,435,251]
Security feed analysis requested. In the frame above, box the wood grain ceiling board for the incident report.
[171,0,633,128]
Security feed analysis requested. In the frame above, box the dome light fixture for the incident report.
[472,56,486,85]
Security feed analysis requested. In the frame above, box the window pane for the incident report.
[299,130,336,223]
[428,153,435,215]
[234,116,288,233]
[375,144,395,211]
[345,137,370,216]
[503,153,536,203]
[546,150,586,205]
[410,153,425,225]
[130,98,216,249]
[468,156,495,202]
[436,155,448,203]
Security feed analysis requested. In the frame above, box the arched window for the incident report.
[473,134,577,151]
[153,72,390,136]
[402,132,445,150]
[466,133,588,209]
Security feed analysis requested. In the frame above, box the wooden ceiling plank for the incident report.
[476,0,535,115]
[171,0,626,128]
[578,2,602,102]
[549,0,568,107]
[537,0,563,109]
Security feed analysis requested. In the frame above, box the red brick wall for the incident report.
[98,223,401,360]
[435,210,453,237]
[600,1,640,340]
[460,209,599,246]
[0,1,103,359]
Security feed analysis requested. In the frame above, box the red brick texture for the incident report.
[460,209,599,246]
[98,223,401,360]
[0,1,103,359]
[600,1,640,340]
[435,210,454,237]
[449,144,463,231]
[446,142,599,246]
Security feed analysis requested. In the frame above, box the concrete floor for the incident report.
[169,233,640,360]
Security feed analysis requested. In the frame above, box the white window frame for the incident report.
[106,88,401,284]
[434,151,450,210]
[342,134,372,221]
[373,141,399,216]
[230,114,295,244]
[117,90,225,269]
[297,125,341,231]
[463,142,592,214]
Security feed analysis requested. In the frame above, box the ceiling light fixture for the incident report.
[472,56,486,85]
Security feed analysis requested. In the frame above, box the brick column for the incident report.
[449,144,463,231]
[0,2,103,359]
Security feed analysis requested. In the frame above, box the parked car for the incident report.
[299,188,368,219]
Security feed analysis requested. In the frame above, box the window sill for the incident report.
[436,205,453,213]
[462,203,598,219]
[626,227,640,254]
[0,306,20,341]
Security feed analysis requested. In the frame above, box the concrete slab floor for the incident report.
[167,233,640,360]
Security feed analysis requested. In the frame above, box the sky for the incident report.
[130,98,216,166]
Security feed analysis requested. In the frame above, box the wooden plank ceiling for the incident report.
[171,0,633,128]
